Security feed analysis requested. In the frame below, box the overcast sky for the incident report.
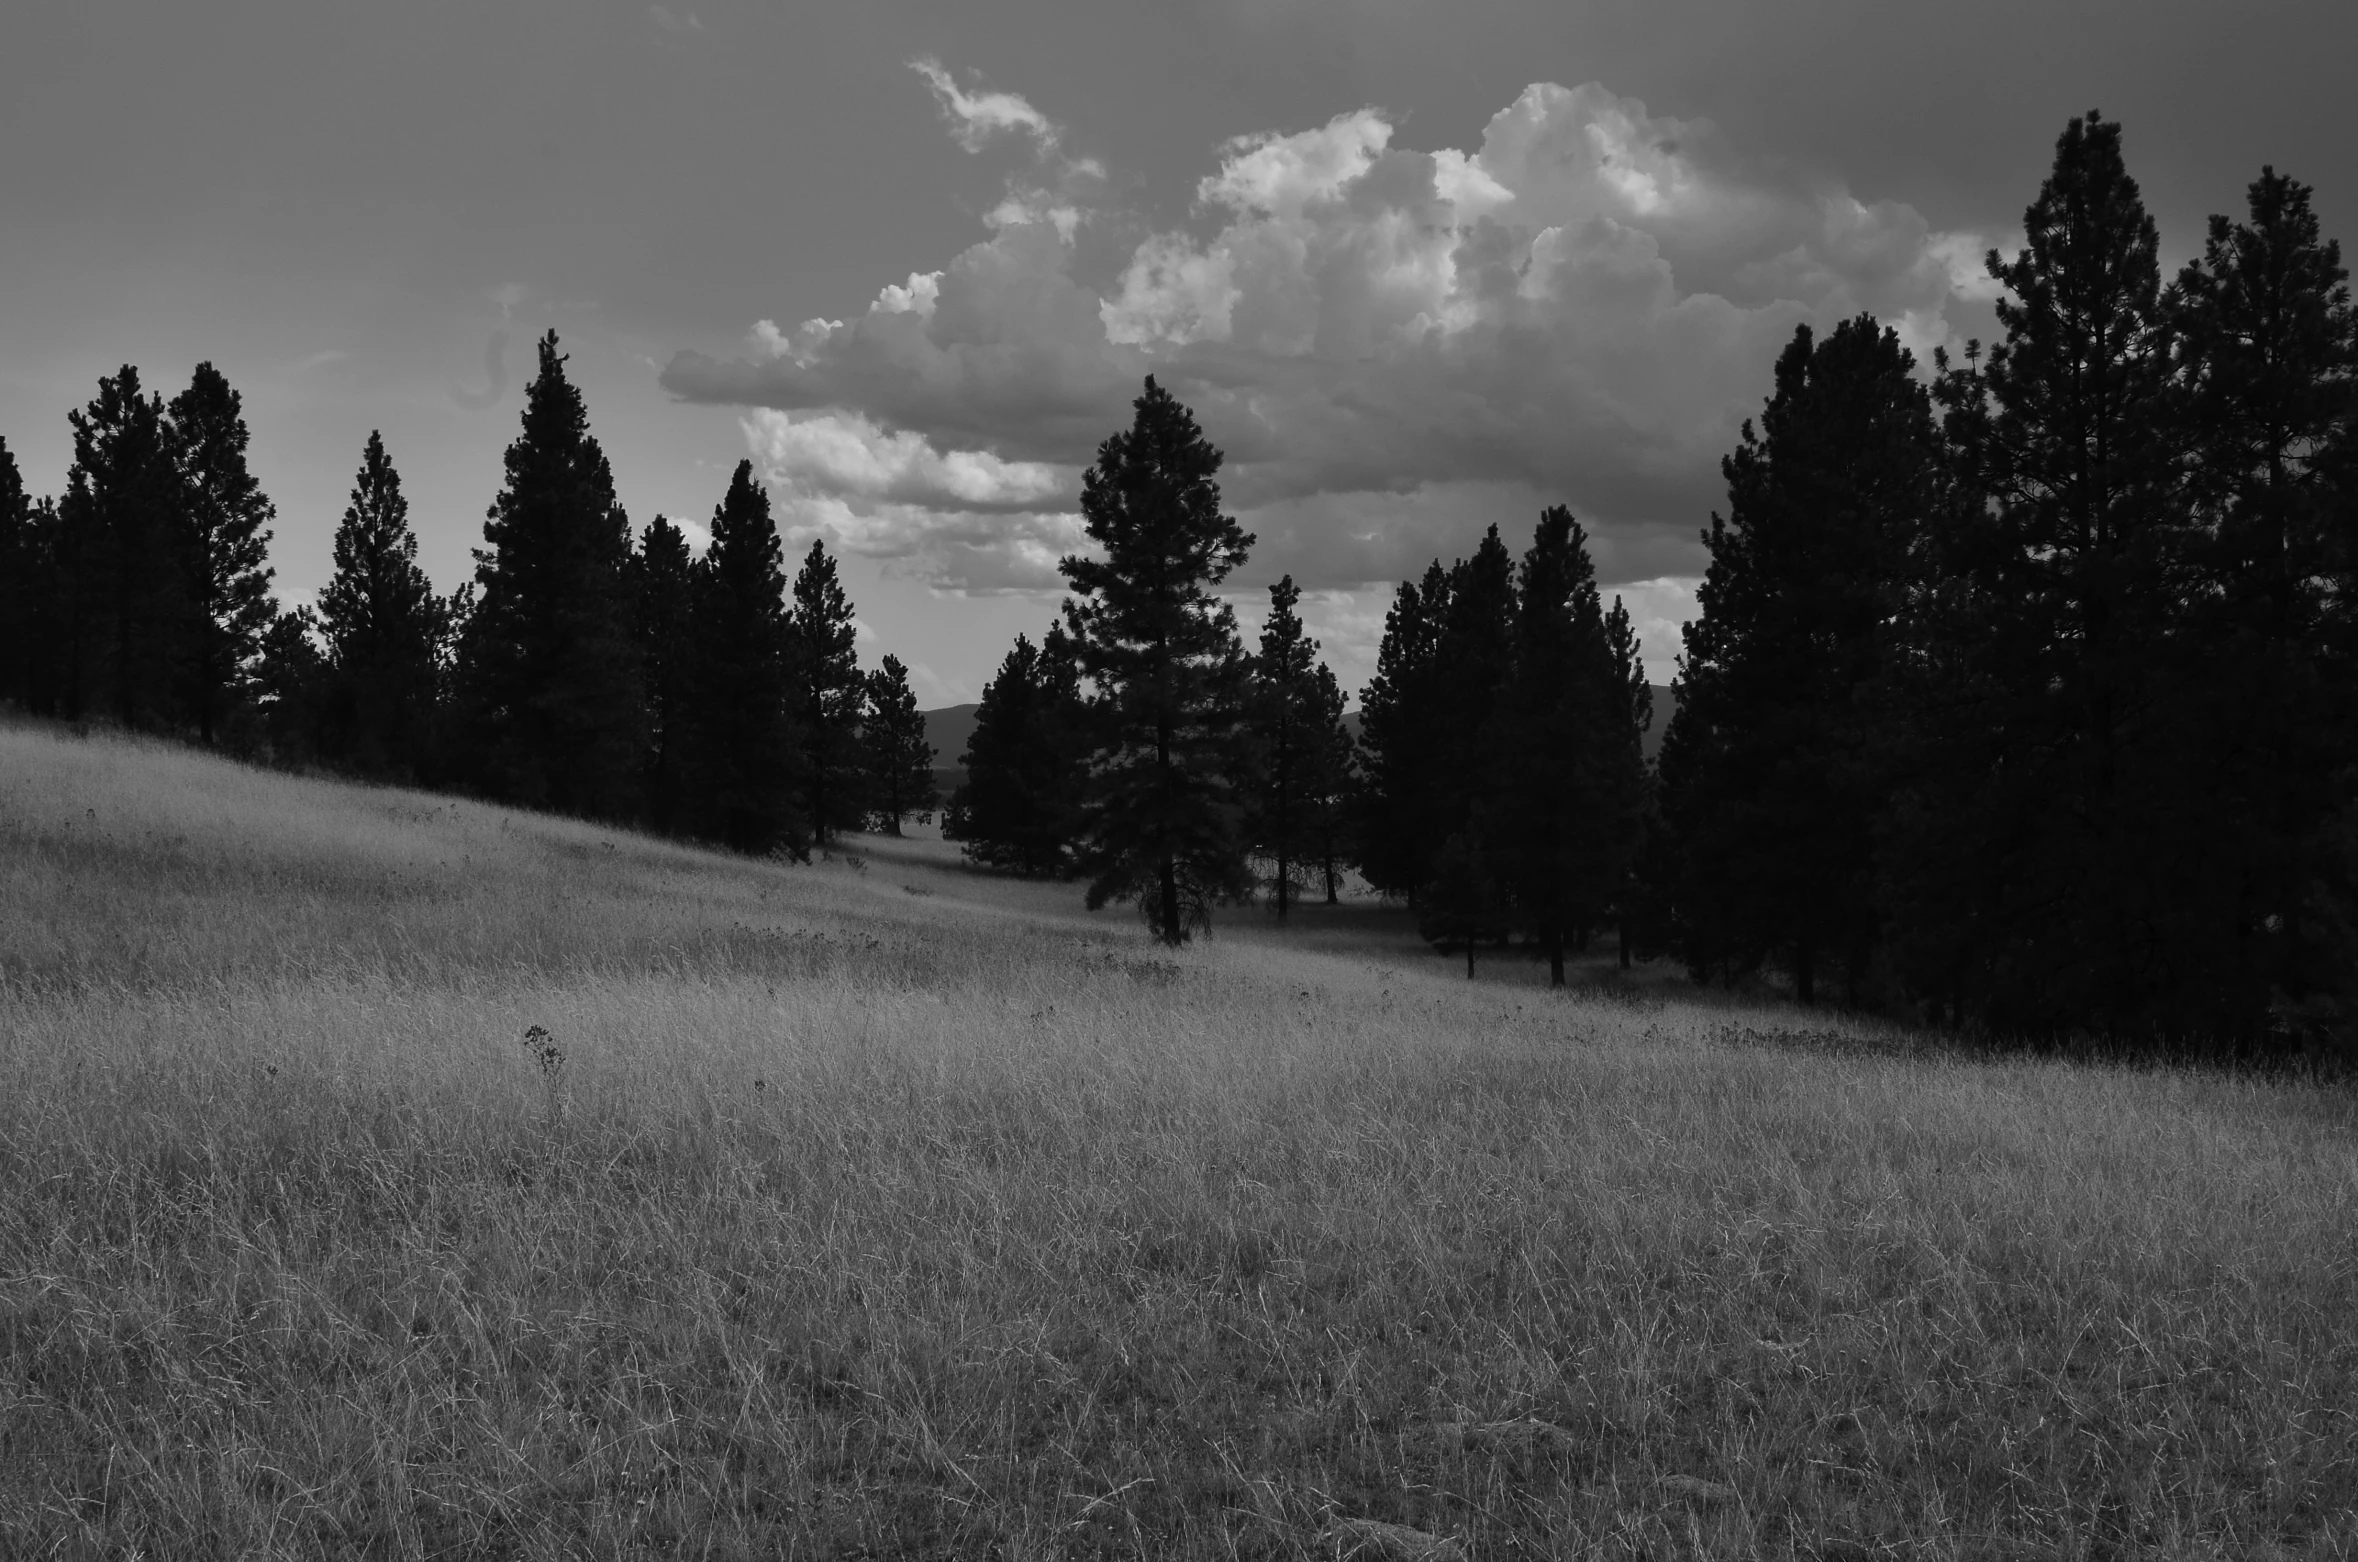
[6,0,2350,701]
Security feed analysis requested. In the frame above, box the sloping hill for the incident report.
[2,717,2346,1556]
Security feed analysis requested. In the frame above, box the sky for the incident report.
[6,0,2351,704]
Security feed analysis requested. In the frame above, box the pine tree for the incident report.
[786,538,865,843]
[166,363,278,745]
[862,655,938,834]
[1354,561,1453,900]
[316,431,443,778]
[0,438,29,709]
[630,514,696,836]
[679,461,801,855]
[1885,113,2188,1033]
[58,366,185,728]
[7,495,68,716]
[2170,166,2358,1039]
[1060,377,1256,943]
[455,331,645,819]
[1434,526,1518,839]
[1492,506,1640,986]
[251,606,328,761]
[1604,594,1655,970]
[946,627,1087,875]
[1655,318,1942,1002]
[1303,661,1356,903]
[1248,575,1326,919]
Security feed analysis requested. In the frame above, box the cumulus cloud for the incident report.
[740,408,1087,593]
[662,75,1997,602]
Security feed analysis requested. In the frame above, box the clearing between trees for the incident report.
[2,719,2353,1558]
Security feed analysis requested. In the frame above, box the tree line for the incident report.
[0,334,939,853]
[5,111,2349,1048]
[948,114,2358,1051]
[1652,114,2358,1049]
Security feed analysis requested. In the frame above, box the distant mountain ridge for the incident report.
[920,685,1677,789]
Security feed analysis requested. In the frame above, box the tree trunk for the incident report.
[1465,938,1475,979]
[1547,928,1565,988]
[1795,938,1815,1005]
[1618,916,1631,970]
[1159,854,1182,947]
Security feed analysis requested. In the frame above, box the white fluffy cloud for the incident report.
[909,57,1061,155]
[740,408,1087,593]
[662,76,1996,600]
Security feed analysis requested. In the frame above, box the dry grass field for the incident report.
[3,718,2355,1560]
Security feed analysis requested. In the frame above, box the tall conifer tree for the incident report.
[1657,318,1942,1001]
[1248,575,1326,919]
[1354,561,1453,900]
[316,431,443,777]
[1434,526,1518,840]
[166,363,277,744]
[0,438,30,710]
[947,627,1088,875]
[1492,507,1639,985]
[1887,113,2187,1032]
[2170,167,2358,1036]
[1603,594,1654,969]
[455,331,644,819]
[1060,377,1256,943]
[861,654,937,834]
[630,514,696,836]
[786,538,865,843]
[1304,661,1356,904]
[681,462,800,855]
[58,367,184,728]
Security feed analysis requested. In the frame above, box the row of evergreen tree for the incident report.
[5,109,2347,1044]
[948,114,2358,1049]
[0,334,938,853]
[1655,116,2358,1046]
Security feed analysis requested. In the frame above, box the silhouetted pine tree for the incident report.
[1655,318,1942,1002]
[1434,525,1518,840]
[165,364,277,745]
[315,431,443,778]
[679,461,801,856]
[1060,377,1256,943]
[1247,575,1329,919]
[946,627,1087,875]
[1604,594,1654,970]
[2169,166,2358,1041]
[251,606,328,761]
[630,514,696,836]
[454,331,644,819]
[1884,113,2189,1034]
[1303,662,1356,903]
[1492,506,1641,985]
[786,538,865,843]
[57,367,185,728]
[0,438,31,710]
[1354,561,1453,900]
[861,655,937,834]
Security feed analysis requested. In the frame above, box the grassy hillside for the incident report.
[3,719,2353,1559]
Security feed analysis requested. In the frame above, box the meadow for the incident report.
[2,718,2354,1560]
